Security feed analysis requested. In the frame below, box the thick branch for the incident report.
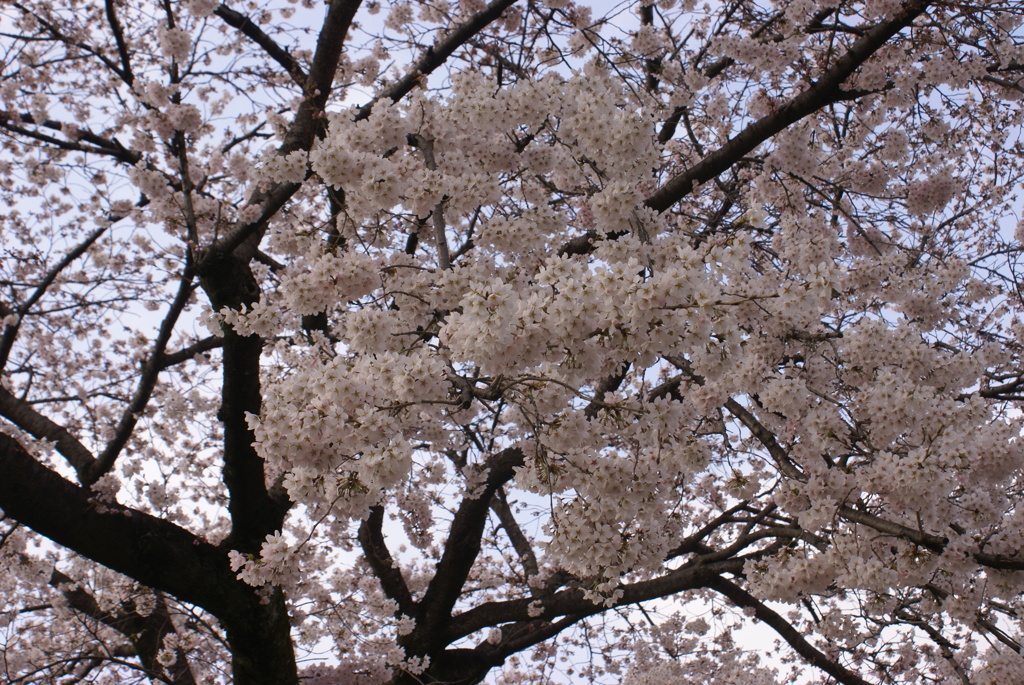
[0,432,297,685]
[0,386,96,482]
[199,256,288,553]
[201,0,361,265]
[446,555,746,643]
[485,613,589,661]
[358,505,415,616]
[0,433,234,614]
[645,0,930,212]
[104,0,134,86]
[709,576,872,685]
[839,505,1024,571]
[158,336,224,370]
[413,446,525,648]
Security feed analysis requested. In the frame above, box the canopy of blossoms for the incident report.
[1,0,1024,683]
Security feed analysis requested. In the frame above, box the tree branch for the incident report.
[646,0,930,212]
[709,576,872,685]
[358,505,415,616]
[0,432,298,684]
[49,567,198,685]
[201,0,362,266]
[413,446,525,648]
[88,269,197,485]
[158,336,224,370]
[839,505,1024,571]
[354,0,520,122]
[0,386,97,482]
[104,0,134,86]
[0,433,235,614]
[0,113,141,165]
[723,397,806,481]
[489,486,539,581]
[445,555,748,644]
[0,226,108,372]
[214,3,308,87]
[199,255,288,553]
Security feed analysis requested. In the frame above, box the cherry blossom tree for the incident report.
[1,0,1024,682]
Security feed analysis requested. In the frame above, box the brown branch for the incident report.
[214,4,308,87]
[0,433,235,615]
[723,397,806,481]
[49,567,198,685]
[199,254,289,553]
[358,505,415,616]
[0,387,96,482]
[445,555,746,644]
[484,612,589,660]
[354,0,520,122]
[429,613,591,684]
[201,0,362,266]
[0,113,141,165]
[839,505,1024,571]
[658,9,793,143]
[280,0,362,154]
[583,362,630,419]
[88,269,197,485]
[0,432,298,684]
[104,0,134,85]
[639,3,662,94]
[409,134,451,270]
[723,389,1024,573]
[709,576,872,685]
[411,446,526,650]
[893,607,971,685]
[158,336,224,370]
[0,226,108,372]
[489,486,539,581]
[646,0,931,212]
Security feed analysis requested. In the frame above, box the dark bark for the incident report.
[359,505,416,615]
[198,253,288,554]
[354,0,521,122]
[215,3,308,86]
[0,433,297,685]
[709,576,873,685]
[50,568,198,685]
[645,0,930,212]
[408,447,525,653]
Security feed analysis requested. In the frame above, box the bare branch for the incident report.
[358,505,415,616]
[0,113,141,165]
[158,336,224,370]
[104,0,134,85]
[214,4,308,87]
[414,445,526,646]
